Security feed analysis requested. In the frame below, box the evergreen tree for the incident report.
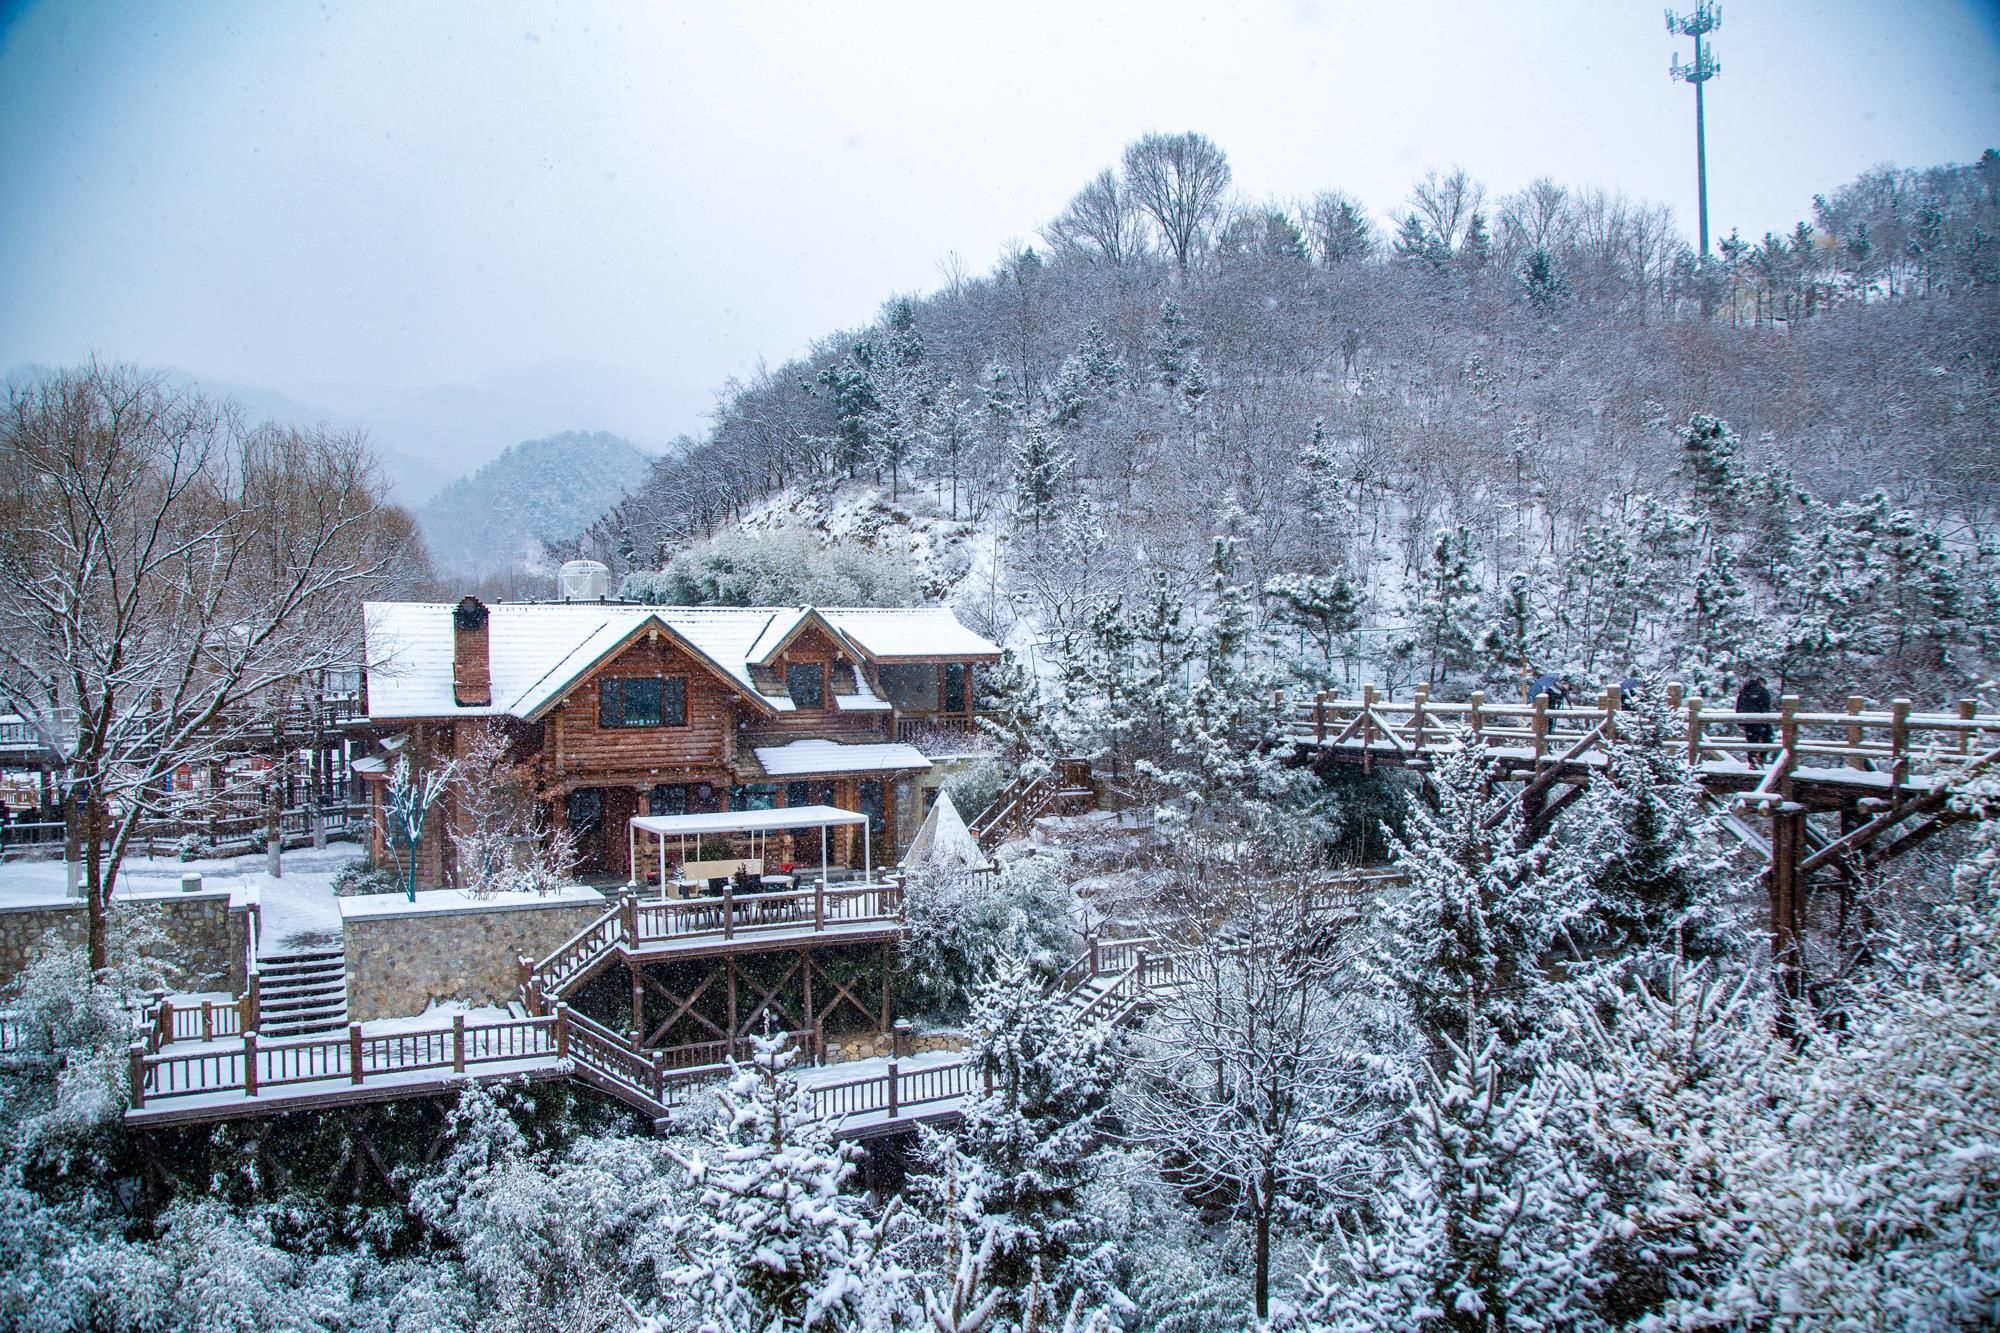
[952,951,1120,1312]
[669,1034,900,1329]
[1408,527,1482,689]
[1677,413,1743,518]
[1517,246,1569,311]
[1264,571,1361,688]
[1009,425,1071,537]
[1575,695,1734,963]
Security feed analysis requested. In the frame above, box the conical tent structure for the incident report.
[903,791,988,873]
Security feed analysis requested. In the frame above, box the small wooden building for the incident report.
[357,596,1002,887]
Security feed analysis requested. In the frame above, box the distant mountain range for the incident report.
[4,359,685,507]
[417,431,653,578]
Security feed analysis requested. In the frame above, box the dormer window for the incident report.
[786,662,826,709]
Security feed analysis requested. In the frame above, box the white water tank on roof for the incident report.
[559,560,611,602]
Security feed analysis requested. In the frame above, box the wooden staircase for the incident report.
[969,758,1095,849]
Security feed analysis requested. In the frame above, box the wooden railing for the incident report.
[522,882,908,1011]
[129,1012,562,1108]
[894,713,998,749]
[1295,686,2000,795]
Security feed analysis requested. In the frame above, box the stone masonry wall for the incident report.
[0,891,249,994]
[342,892,608,1022]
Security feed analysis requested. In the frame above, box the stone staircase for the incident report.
[255,948,348,1037]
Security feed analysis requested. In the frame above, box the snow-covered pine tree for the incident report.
[1372,745,1590,1061]
[670,1033,902,1329]
[953,949,1119,1312]
[1677,413,1743,521]
[1480,569,1553,703]
[1573,694,1735,965]
[1009,425,1072,539]
[1264,571,1361,690]
[1299,1027,1601,1332]
[1406,528,1482,690]
[1049,323,1125,429]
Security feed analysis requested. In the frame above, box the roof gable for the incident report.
[511,614,777,722]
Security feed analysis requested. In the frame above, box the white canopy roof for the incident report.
[629,803,870,837]
[754,739,932,777]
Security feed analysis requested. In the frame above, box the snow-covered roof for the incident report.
[834,664,891,712]
[827,608,1003,662]
[753,739,933,777]
[362,601,999,722]
[630,804,870,837]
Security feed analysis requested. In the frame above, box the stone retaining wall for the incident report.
[340,888,608,1022]
[0,891,249,994]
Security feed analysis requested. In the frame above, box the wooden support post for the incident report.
[1088,934,1100,975]
[1412,685,1430,752]
[1531,691,1549,764]
[880,941,893,1031]
[653,1050,666,1102]
[887,1057,900,1118]
[620,891,638,942]
[349,1023,364,1084]
[1666,681,1683,710]
[1361,685,1377,773]
[1602,686,1620,740]
[1846,695,1866,770]
[1890,698,1912,794]
[1686,696,1705,765]
[1314,691,1327,744]
[244,973,260,1032]
[1779,695,1800,797]
[727,958,739,1039]
[1959,699,1977,756]
[244,1032,259,1097]
[631,971,645,1041]
[1769,801,1807,1033]
[554,1004,570,1060]
[722,881,735,939]
[129,1042,147,1108]
[200,998,213,1043]
[452,1013,466,1074]
[1468,690,1485,744]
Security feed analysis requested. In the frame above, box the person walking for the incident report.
[1736,676,1775,752]
[1529,672,1570,709]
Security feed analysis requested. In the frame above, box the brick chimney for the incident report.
[452,597,492,707]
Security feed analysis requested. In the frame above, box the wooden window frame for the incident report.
[598,675,688,729]
[786,660,828,711]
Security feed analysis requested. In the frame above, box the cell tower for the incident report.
[1667,4,1722,258]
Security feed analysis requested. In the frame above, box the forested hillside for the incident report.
[420,430,649,577]
[586,140,2000,705]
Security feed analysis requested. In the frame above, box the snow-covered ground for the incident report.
[0,841,366,956]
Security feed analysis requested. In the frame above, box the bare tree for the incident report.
[1124,889,1384,1321]
[0,364,413,970]
[1402,165,1487,257]
[1043,168,1146,267]
[1120,132,1233,272]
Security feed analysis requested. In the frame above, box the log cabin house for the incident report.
[357,594,1003,887]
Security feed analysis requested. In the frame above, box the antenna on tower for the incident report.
[1666,4,1722,258]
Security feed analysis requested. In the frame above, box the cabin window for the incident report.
[599,676,686,728]
[858,779,885,830]
[943,663,969,713]
[786,662,825,709]
[787,779,837,808]
[648,784,688,817]
[731,784,779,811]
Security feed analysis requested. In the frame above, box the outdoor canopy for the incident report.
[626,803,874,891]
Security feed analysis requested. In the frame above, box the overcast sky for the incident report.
[3,0,1996,448]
